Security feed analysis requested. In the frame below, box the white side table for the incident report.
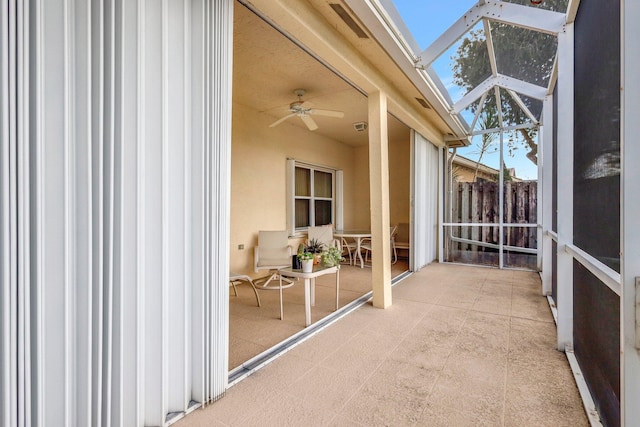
[278,265,340,327]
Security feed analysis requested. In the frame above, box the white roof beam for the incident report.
[453,74,547,113]
[419,1,566,67]
[506,89,539,125]
[453,76,498,114]
[472,122,537,136]
[483,19,498,76]
[470,92,488,131]
[494,86,504,127]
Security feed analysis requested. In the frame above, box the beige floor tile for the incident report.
[511,293,554,322]
[337,381,429,426]
[178,263,588,427]
[283,365,365,413]
[418,401,498,427]
[240,393,339,427]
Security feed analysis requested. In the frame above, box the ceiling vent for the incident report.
[329,3,369,39]
[415,98,432,109]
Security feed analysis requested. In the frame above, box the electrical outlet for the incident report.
[238,244,244,250]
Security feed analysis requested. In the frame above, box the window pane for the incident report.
[295,199,310,228]
[314,200,332,226]
[314,171,332,198]
[295,167,310,197]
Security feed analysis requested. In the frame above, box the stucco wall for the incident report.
[231,102,365,274]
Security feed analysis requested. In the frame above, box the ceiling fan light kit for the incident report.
[269,89,345,131]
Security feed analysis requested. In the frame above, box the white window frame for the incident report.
[286,159,343,236]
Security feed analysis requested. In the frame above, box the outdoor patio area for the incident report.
[181,263,587,426]
[229,260,410,370]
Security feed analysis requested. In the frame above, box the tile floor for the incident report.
[179,263,588,427]
[229,260,409,370]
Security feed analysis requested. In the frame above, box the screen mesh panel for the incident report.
[573,1,621,425]
[573,262,620,427]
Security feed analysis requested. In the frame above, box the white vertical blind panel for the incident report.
[135,0,147,425]
[208,0,233,403]
[110,0,127,424]
[16,1,33,421]
[38,0,71,424]
[189,0,206,406]
[142,0,165,425]
[121,0,142,425]
[1,1,17,425]
[286,159,295,235]
[72,0,94,424]
[103,0,118,423]
[166,0,189,414]
[182,0,193,412]
[412,133,424,267]
[90,0,106,424]
[336,170,344,230]
[412,131,439,269]
[4,0,233,425]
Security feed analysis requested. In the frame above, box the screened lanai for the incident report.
[3,1,639,426]
[382,1,633,426]
[387,0,567,270]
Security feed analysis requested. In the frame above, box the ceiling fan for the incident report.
[269,89,344,131]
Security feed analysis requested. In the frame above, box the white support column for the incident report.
[621,0,640,423]
[540,95,554,295]
[556,25,574,351]
[437,146,444,265]
[368,90,392,308]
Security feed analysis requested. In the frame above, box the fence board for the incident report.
[450,181,537,251]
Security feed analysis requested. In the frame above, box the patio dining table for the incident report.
[334,229,371,269]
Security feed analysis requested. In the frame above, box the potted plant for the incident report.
[321,246,345,268]
[297,251,314,272]
[305,238,325,265]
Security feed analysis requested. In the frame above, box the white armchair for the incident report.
[307,225,341,251]
[254,230,293,289]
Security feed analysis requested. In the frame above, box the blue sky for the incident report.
[390,1,539,180]
[390,1,476,48]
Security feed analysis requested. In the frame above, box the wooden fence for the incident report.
[449,181,537,251]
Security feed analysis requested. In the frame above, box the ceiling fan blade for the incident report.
[309,108,344,118]
[300,114,318,131]
[269,113,296,128]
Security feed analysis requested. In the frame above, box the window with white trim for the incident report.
[286,159,343,235]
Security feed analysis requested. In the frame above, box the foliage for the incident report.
[321,246,345,268]
[472,108,499,182]
[304,238,325,254]
[297,251,314,261]
[297,243,306,255]
[451,0,568,165]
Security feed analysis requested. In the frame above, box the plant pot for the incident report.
[301,259,314,273]
[292,255,302,270]
[313,254,322,265]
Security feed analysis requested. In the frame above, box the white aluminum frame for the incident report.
[621,0,640,423]
[540,95,553,295]
[555,23,574,352]
[453,74,548,114]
